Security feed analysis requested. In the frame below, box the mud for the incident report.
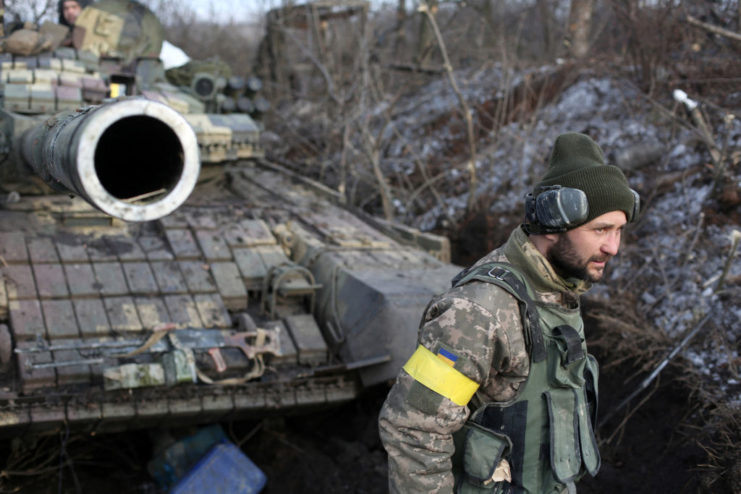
[241,387,388,494]
[579,337,706,493]
[0,388,390,493]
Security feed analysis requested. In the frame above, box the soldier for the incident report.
[57,0,92,47]
[378,132,640,494]
[58,0,91,26]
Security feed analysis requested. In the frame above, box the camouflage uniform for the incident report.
[378,226,591,493]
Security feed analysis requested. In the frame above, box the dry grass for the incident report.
[692,405,741,492]
[584,293,741,492]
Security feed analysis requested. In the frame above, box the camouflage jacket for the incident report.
[378,226,591,494]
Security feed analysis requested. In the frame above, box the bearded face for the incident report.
[545,211,627,282]
[547,233,609,282]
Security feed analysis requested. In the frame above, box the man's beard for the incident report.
[547,235,609,282]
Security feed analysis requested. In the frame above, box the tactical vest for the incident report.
[451,262,600,494]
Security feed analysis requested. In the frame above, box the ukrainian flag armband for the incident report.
[402,345,479,406]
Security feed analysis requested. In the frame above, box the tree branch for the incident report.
[686,14,741,43]
[418,1,478,214]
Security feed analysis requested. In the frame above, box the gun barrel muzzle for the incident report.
[21,98,200,222]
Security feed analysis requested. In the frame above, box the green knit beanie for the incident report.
[534,132,637,227]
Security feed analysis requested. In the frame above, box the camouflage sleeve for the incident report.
[378,283,526,494]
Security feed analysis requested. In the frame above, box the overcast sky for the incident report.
[179,0,394,23]
[11,0,392,26]
[179,0,272,23]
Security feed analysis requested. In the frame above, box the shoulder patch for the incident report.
[437,347,458,366]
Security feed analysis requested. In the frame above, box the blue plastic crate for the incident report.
[149,424,228,489]
[170,441,266,494]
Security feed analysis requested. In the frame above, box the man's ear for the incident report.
[542,232,560,244]
[529,232,559,257]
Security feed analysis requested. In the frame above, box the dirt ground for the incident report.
[241,387,389,494]
[0,388,389,494]
[578,347,706,493]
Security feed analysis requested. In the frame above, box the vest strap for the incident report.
[403,345,479,406]
[452,263,547,363]
[553,325,585,363]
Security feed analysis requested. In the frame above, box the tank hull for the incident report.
[0,162,458,435]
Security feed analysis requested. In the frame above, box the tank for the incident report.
[0,0,458,436]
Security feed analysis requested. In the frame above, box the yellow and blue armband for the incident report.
[403,345,479,406]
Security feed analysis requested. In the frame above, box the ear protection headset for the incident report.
[525,185,640,233]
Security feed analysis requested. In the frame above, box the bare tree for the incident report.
[418,1,478,214]
[566,0,594,58]
[415,0,437,65]
[537,0,556,59]
[394,0,407,53]
[4,0,55,25]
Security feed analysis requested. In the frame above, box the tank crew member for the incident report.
[59,0,92,27]
[379,132,640,493]
[57,0,92,46]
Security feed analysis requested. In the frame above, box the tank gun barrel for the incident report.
[20,98,200,222]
